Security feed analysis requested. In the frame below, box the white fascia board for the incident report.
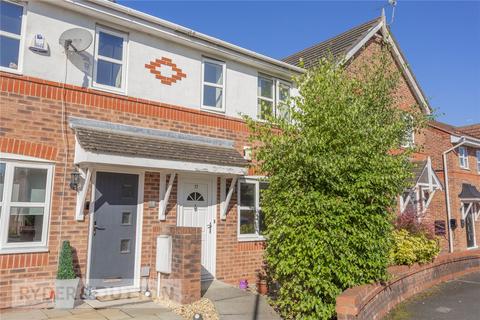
[74,143,247,175]
[59,0,304,78]
[450,135,480,147]
[381,29,431,115]
[343,19,431,115]
[344,22,384,62]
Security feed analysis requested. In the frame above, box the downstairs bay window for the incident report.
[238,178,267,241]
[0,158,53,253]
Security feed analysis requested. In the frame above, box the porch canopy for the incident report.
[400,158,442,214]
[459,183,480,221]
[70,117,249,220]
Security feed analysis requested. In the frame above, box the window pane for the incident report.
[0,35,20,69]
[258,210,265,235]
[240,182,255,207]
[203,85,223,109]
[96,60,122,88]
[204,62,223,84]
[8,207,44,243]
[0,1,23,35]
[279,84,290,102]
[0,163,5,201]
[259,182,268,207]
[258,99,273,120]
[258,77,273,99]
[239,209,255,235]
[11,167,47,202]
[98,31,123,60]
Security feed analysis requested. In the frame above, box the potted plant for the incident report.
[256,269,268,295]
[55,240,79,309]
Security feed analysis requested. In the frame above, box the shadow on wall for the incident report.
[66,50,92,88]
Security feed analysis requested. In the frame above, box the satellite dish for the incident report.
[59,28,93,53]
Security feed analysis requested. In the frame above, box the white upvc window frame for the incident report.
[201,57,226,113]
[458,146,469,169]
[257,74,291,120]
[92,25,128,94]
[0,0,27,75]
[237,177,266,242]
[476,150,480,173]
[0,157,54,254]
[257,75,275,120]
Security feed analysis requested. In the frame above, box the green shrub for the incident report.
[390,229,440,266]
[57,240,76,280]
[246,53,426,319]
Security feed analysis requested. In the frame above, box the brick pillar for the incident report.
[156,225,201,304]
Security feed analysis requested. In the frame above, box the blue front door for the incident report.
[89,172,139,289]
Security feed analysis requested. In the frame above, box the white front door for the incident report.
[178,177,216,280]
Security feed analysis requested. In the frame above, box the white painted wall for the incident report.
[15,1,295,120]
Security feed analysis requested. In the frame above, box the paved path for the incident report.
[386,271,480,320]
[0,300,182,320]
[203,281,281,320]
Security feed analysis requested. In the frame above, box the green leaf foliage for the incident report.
[245,51,427,319]
[390,230,440,265]
[57,240,76,280]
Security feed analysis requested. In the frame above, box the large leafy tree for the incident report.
[246,51,426,319]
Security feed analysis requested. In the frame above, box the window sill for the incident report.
[467,246,478,250]
[200,106,226,114]
[0,246,49,255]
[91,83,127,96]
[238,236,266,242]
[0,66,23,76]
[459,167,470,171]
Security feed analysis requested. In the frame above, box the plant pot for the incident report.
[55,278,80,309]
[256,280,268,295]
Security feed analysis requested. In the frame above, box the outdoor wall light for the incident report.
[70,167,81,191]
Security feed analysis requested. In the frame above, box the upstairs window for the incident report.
[459,146,469,169]
[258,75,291,120]
[0,0,25,72]
[201,58,225,112]
[258,76,274,119]
[476,150,480,173]
[93,26,127,93]
[238,179,268,241]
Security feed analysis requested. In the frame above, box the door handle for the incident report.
[207,222,212,233]
[93,221,105,236]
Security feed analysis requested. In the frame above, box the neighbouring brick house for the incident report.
[283,13,480,254]
[0,0,478,310]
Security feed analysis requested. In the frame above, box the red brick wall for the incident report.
[349,37,480,254]
[155,225,202,304]
[336,250,480,320]
[418,125,480,252]
[0,72,263,308]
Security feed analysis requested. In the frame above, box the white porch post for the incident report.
[159,172,176,221]
[75,167,92,221]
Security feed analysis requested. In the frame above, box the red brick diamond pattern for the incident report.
[145,57,187,85]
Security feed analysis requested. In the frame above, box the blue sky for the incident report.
[119,1,480,126]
